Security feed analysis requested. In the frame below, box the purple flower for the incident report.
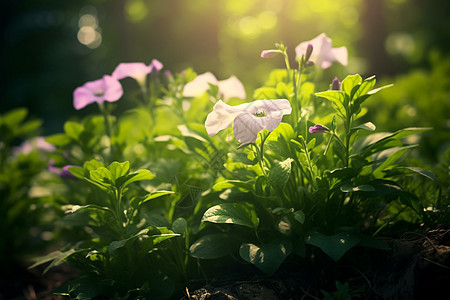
[295,33,348,69]
[309,124,330,133]
[331,77,341,90]
[260,49,282,58]
[73,75,123,110]
[48,164,76,179]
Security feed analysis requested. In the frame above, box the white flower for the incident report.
[205,99,291,144]
[295,33,348,69]
[183,72,246,100]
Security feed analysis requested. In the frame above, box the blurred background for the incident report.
[1,0,449,161]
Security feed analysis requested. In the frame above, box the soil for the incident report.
[182,228,450,300]
[3,228,449,300]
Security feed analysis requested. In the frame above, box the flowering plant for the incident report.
[24,34,443,299]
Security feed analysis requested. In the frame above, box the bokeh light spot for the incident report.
[126,0,148,23]
[239,16,260,39]
[385,33,415,57]
[77,26,102,49]
[79,14,98,28]
[257,11,277,30]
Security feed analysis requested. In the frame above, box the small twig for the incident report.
[300,286,321,300]
[423,257,450,270]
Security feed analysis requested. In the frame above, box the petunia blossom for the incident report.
[295,33,348,69]
[205,99,292,145]
[73,75,123,110]
[183,72,246,100]
[112,59,163,85]
[309,124,330,133]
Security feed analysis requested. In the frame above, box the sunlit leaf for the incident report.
[239,240,292,275]
[202,203,259,228]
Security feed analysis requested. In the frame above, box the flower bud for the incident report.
[305,43,313,62]
[309,124,330,133]
[331,77,341,90]
[260,49,282,58]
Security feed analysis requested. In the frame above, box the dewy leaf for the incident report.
[305,232,361,261]
[341,74,362,96]
[202,203,259,228]
[239,240,292,275]
[268,158,294,190]
[190,233,241,259]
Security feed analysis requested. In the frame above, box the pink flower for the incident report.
[205,99,291,145]
[73,75,123,110]
[309,124,330,133]
[183,72,246,100]
[295,33,348,69]
[13,137,56,155]
[111,59,163,87]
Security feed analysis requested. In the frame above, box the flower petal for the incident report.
[149,59,163,72]
[183,72,218,98]
[73,85,99,110]
[205,100,242,136]
[233,113,265,144]
[217,75,246,100]
[295,33,347,69]
[112,62,151,82]
[102,75,123,102]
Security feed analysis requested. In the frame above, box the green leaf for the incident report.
[64,121,84,140]
[351,122,376,132]
[119,169,155,188]
[372,145,417,177]
[212,179,254,192]
[293,210,305,224]
[315,90,344,103]
[45,134,71,146]
[202,203,259,228]
[340,184,375,192]
[383,166,436,182]
[89,167,112,186]
[2,108,28,128]
[305,232,361,261]
[190,233,241,259]
[67,166,86,179]
[239,240,292,275]
[131,190,174,209]
[341,74,362,96]
[108,161,130,183]
[83,160,105,172]
[28,249,87,274]
[353,75,376,99]
[108,229,149,255]
[172,217,187,234]
[268,158,294,190]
